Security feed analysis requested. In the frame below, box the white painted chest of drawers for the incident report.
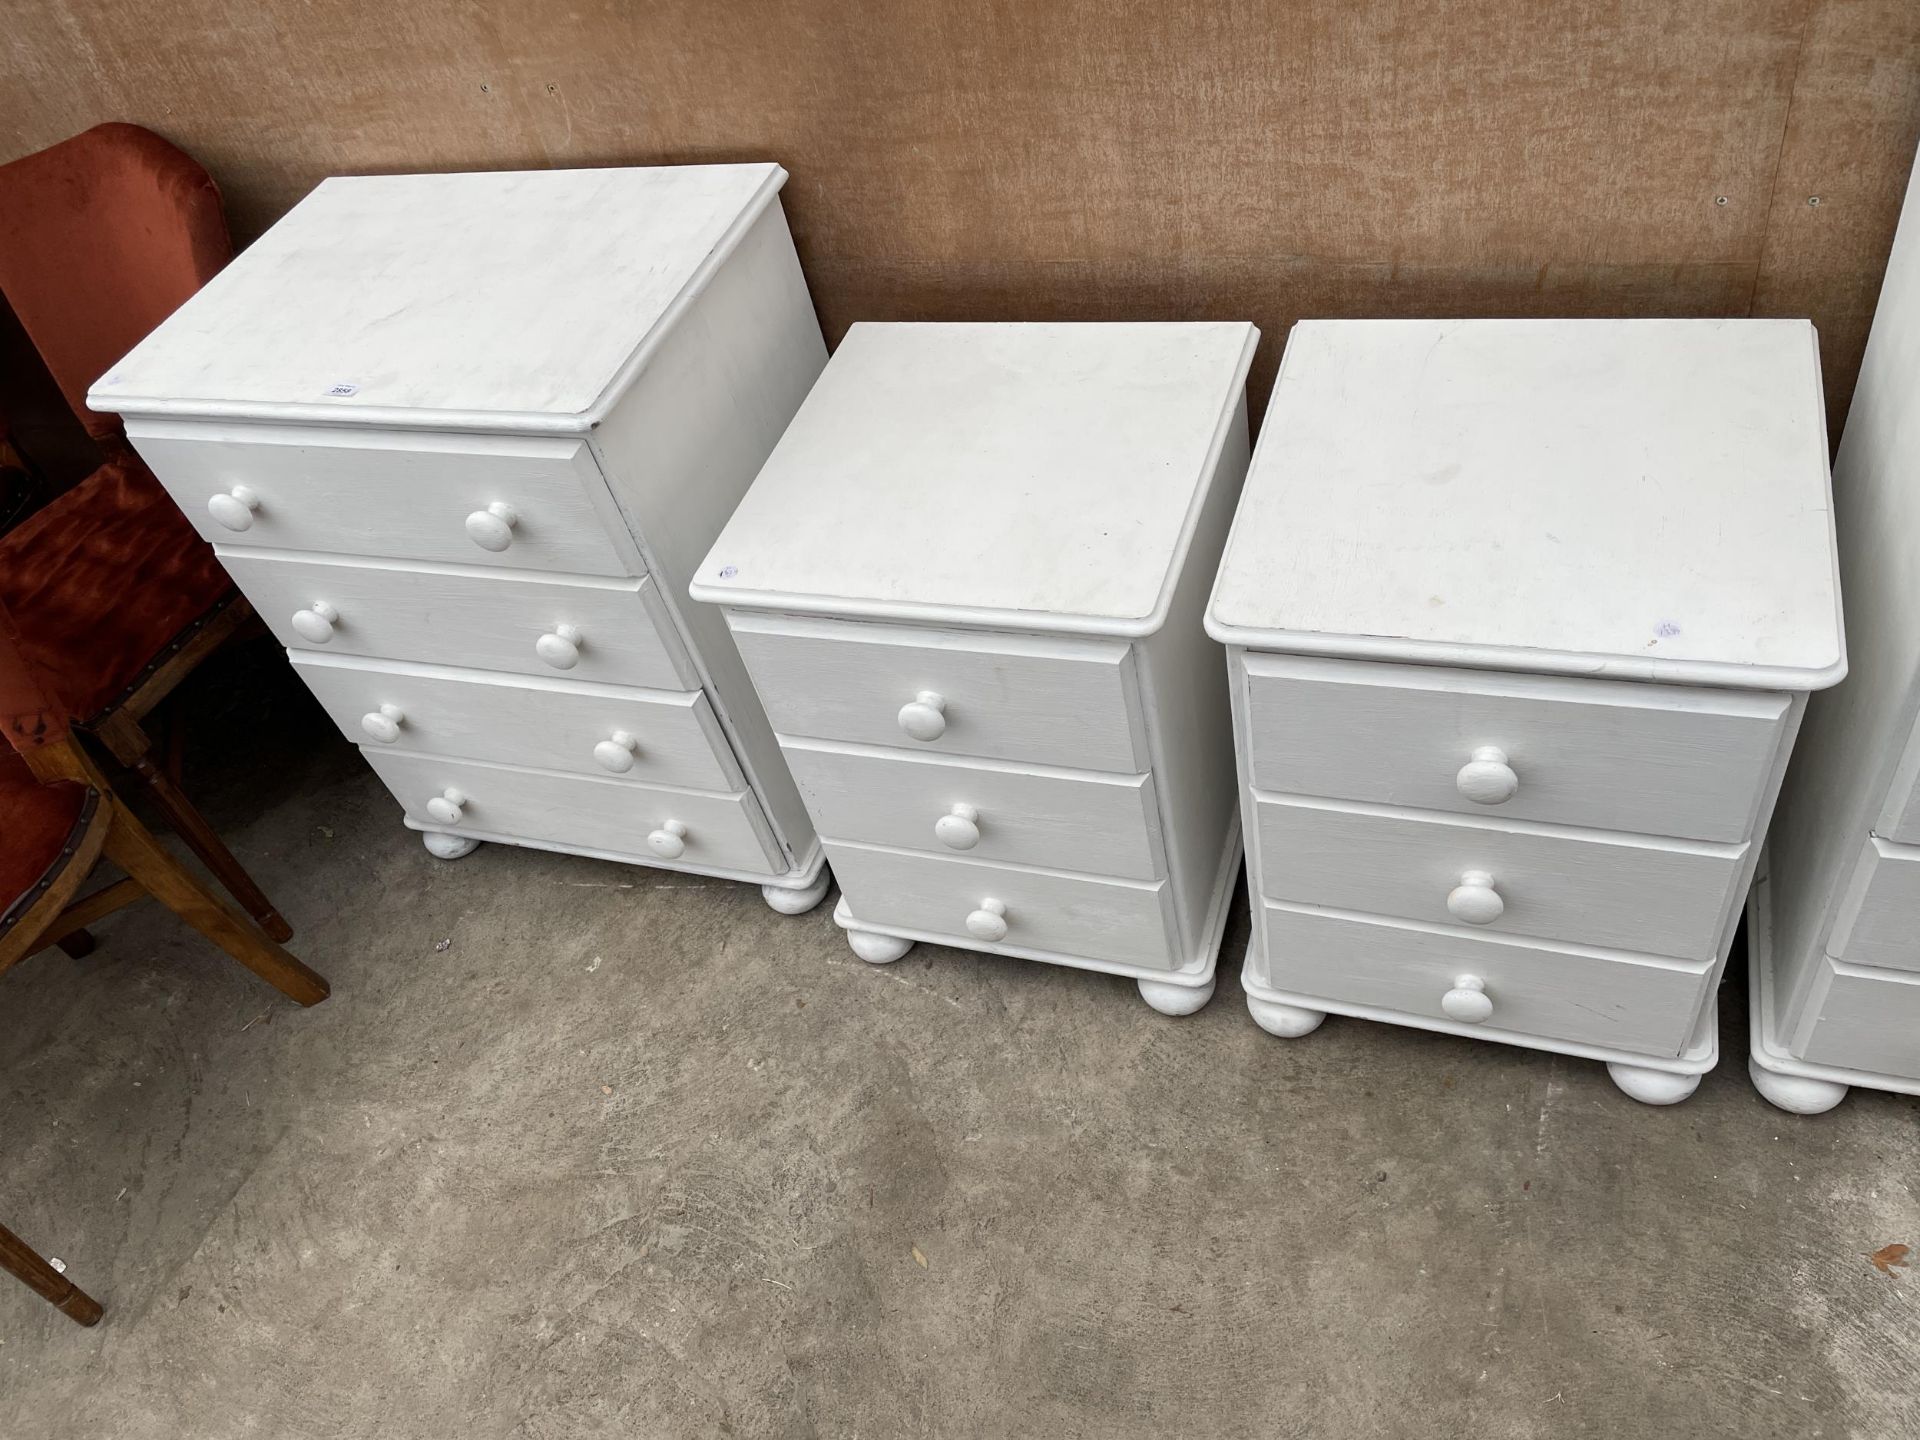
[692,322,1258,1013]
[87,164,831,912]
[1750,153,1920,1113]
[1207,318,1845,1103]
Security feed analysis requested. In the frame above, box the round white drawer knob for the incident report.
[535,623,583,670]
[1446,869,1505,925]
[965,897,1008,942]
[290,601,339,645]
[1456,746,1519,805]
[1441,974,1494,1024]
[898,691,947,742]
[934,802,980,850]
[593,730,640,773]
[424,787,468,825]
[465,501,520,552]
[207,485,260,531]
[360,703,406,744]
[648,819,688,860]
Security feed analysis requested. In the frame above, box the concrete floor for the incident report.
[2,644,1917,1440]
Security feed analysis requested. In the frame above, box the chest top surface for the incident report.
[691,321,1258,636]
[89,163,785,430]
[1206,318,1845,689]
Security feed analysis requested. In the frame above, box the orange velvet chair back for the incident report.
[0,123,231,444]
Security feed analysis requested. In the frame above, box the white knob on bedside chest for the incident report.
[290,601,339,644]
[536,623,583,670]
[1456,746,1518,805]
[935,802,980,849]
[965,897,1008,942]
[1441,975,1494,1023]
[425,787,468,825]
[360,703,406,744]
[1446,870,1504,925]
[648,819,688,859]
[898,691,947,742]
[207,485,260,531]
[464,501,520,552]
[594,730,639,773]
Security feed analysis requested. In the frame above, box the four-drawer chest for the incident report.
[1206,319,1845,1102]
[88,164,833,913]
[693,322,1258,1013]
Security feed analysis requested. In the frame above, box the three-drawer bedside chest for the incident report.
[692,322,1259,1013]
[1749,154,1920,1113]
[87,164,833,913]
[1206,318,1845,1102]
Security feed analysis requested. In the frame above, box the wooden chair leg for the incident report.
[92,712,294,943]
[103,803,328,1007]
[0,1221,103,1326]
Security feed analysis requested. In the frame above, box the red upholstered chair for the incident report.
[0,123,291,942]
[0,600,328,1326]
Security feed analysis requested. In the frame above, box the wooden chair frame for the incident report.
[80,593,295,943]
[0,731,327,1326]
[0,124,319,1327]
[0,1221,101,1326]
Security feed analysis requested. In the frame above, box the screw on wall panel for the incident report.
[480,83,491,93]
[1808,195,1822,206]
[1714,196,1728,205]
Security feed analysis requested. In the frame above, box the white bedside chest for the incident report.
[1750,154,1920,1114]
[87,164,832,913]
[1207,318,1845,1103]
[692,322,1258,1013]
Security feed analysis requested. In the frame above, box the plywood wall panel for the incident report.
[1752,0,1920,423]
[2,0,1917,435]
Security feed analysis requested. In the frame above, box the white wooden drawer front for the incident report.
[1261,902,1712,1058]
[226,554,694,691]
[1792,957,1920,1078]
[1254,797,1743,961]
[131,422,636,576]
[1826,836,1920,973]
[728,614,1145,773]
[824,841,1179,970]
[365,751,782,875]
[782,741,1163,881]
[1241,654,1787,843]
[292,653,741,792]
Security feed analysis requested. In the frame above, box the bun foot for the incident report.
[762,872,830,916]
[422,832,479,861]
[1606,1062,1700,1106]
[1247,996,1325,1038]
[1749,1058,1848,1114]
[1137,976,1214,1016]
[848,929,912,965]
